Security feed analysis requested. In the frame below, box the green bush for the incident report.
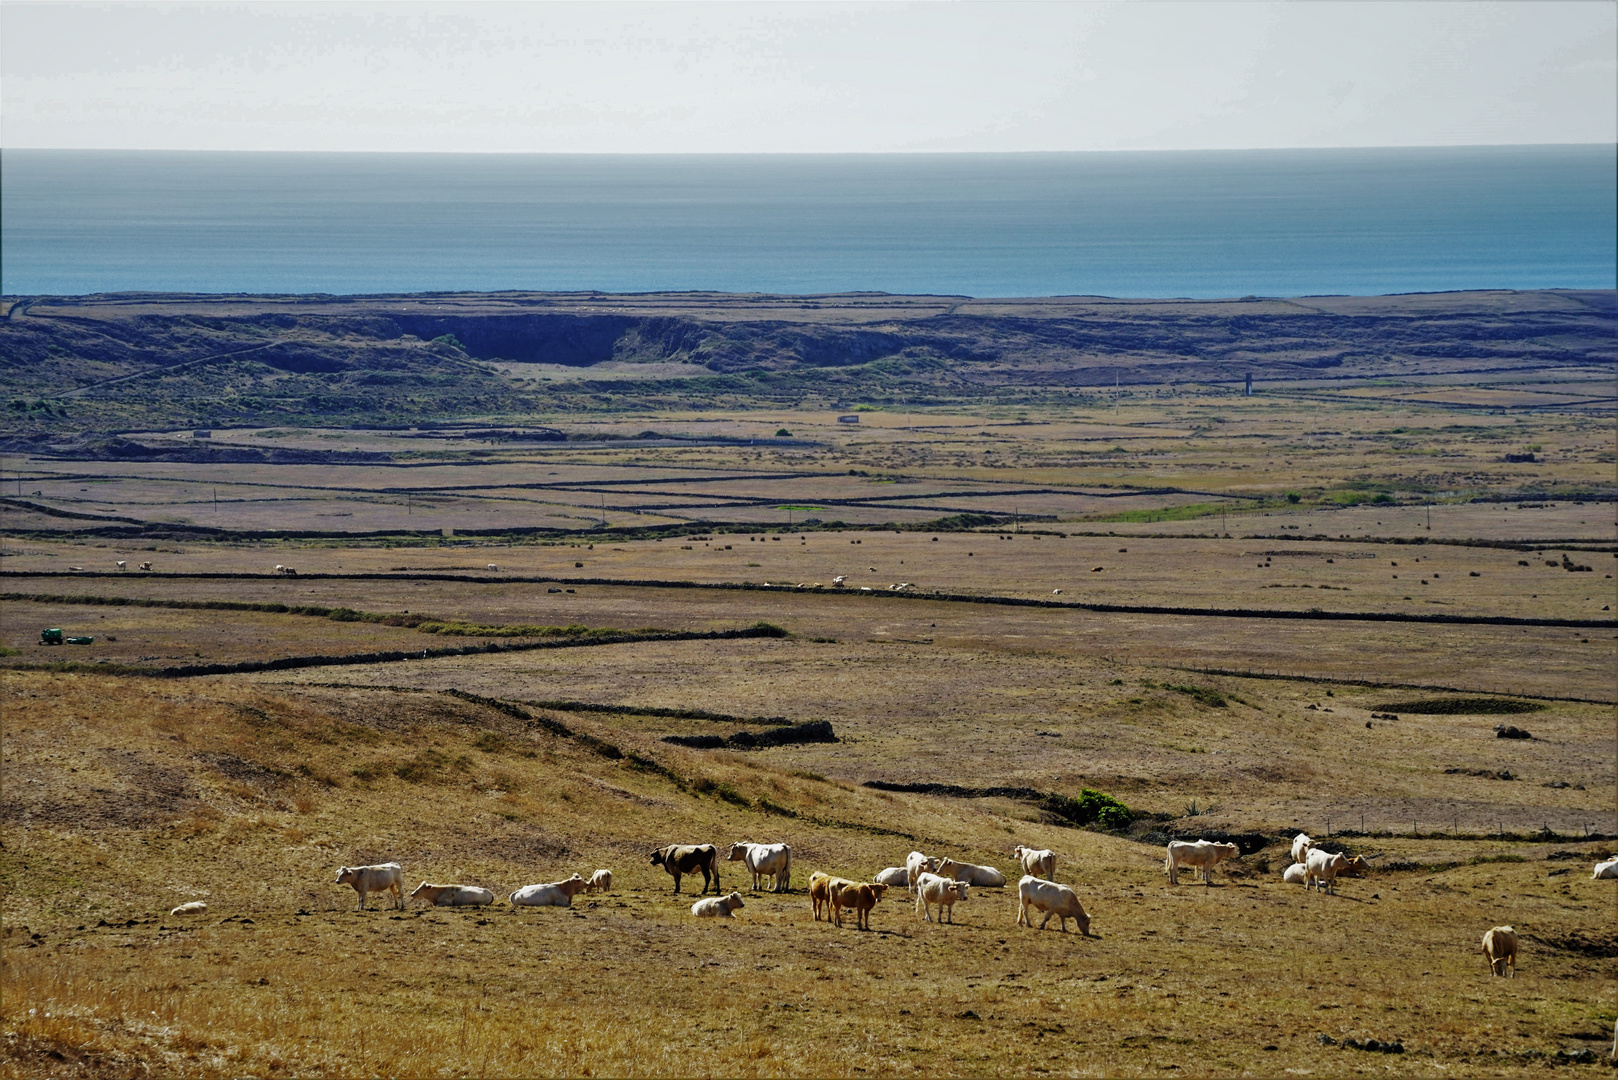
[1041,788,1134,830]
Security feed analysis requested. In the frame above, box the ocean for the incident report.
[2,146,1612,298]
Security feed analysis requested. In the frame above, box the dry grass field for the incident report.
[2,385,1614,1077]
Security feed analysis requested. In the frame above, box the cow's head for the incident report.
[1075,907,1093,937]
[561,875,589,897]
[952,882,970,902]
[868,883,889,903]
[1212,843,1241,863]
[726,842,750,861]
[935,857,962,878]
[408,881,432,901]
[725,892,745,909]
[650,849,667,866]
[335,866,356,884]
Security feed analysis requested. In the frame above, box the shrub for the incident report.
[1042,788,1134,830]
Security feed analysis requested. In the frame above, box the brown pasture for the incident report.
[2,671,1613,1078]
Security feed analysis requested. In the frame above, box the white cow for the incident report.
[1164,840,1240,885]
[510,874,589,908]
[905,851,937,895]
[408,882,495,907]
[726,841,792,893]
[936,857,1007,888]
[335,863,404,910]
[913,871,969,924]
[1304,848,1349,894]
[1482,926,1518,977]
[832,576,847,587]
[691,892,746,918]
[1016,875,1091,934]
[1013,845,1056,880]
[487,564,498,571]
[1592,858,1618,880]
[169,901,208,916]
[586,869,613,893]
[874,866,909,888]
[1282,863,1309,885]
[1291,833,1316,865]
[116,560,126,571]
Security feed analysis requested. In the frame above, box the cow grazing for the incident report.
[913,871,969,924]
[650,844,720,895]
[874,866,909,888]
[936,857,1007,888]
[1482,926,1518,977]
[1291,833,1316,865]
[1592,858,1618,880]
[486,564,498,571]
[335,863,404,910]
[727,841,792,893]
[116,560,127,571]
[905,851,937,894]
[1013,846,1056,880]
[809,872,858,923]
[1282,863,1308,885]
[1304,848,1349,894]
[169,901,208,916]
[1017,875,1091,935]
[409,882,495,907]
[831,881,888,930]
[1165,840,1241,885]
[692,892,746,918]
[511,874,589,908]
[586,869,613,894]
[1336,854,1374,878]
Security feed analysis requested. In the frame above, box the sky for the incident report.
[1,1,1614,153]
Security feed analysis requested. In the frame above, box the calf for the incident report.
[1017,875,1091,934]
[1304,848,1349,894]
[692,892,746,918]
[1482,925,1518,977]
[913,871,969,924]
[1013,845,1056,880]
[650,844,720,895]
[586,869,613,894]
[335,863,404,910]
[936,857,1007,888]
[1164,840,1240,885]
[726,841,792,893]
[510,874,589,908]
[831,881,888,930]
[409,882,495,907]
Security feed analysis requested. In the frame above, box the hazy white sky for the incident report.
[2,1,1613,152]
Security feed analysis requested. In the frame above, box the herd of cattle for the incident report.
[302,841,1618,971]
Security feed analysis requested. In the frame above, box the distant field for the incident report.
[2,291,1615,1077]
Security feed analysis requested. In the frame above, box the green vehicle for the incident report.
[38,629,93,645]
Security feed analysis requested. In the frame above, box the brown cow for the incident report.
[809,871,858,923]
[650,844,721,895]
[831,881,889,930]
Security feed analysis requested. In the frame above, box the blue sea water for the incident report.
[1,146,1613,298]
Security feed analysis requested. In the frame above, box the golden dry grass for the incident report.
[3,667,1614,1078]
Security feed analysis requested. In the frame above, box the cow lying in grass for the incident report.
[409,882,495,907]
[510,875,589,908]
[692,892,745,918]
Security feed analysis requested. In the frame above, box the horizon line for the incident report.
[4,142,1615,156]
